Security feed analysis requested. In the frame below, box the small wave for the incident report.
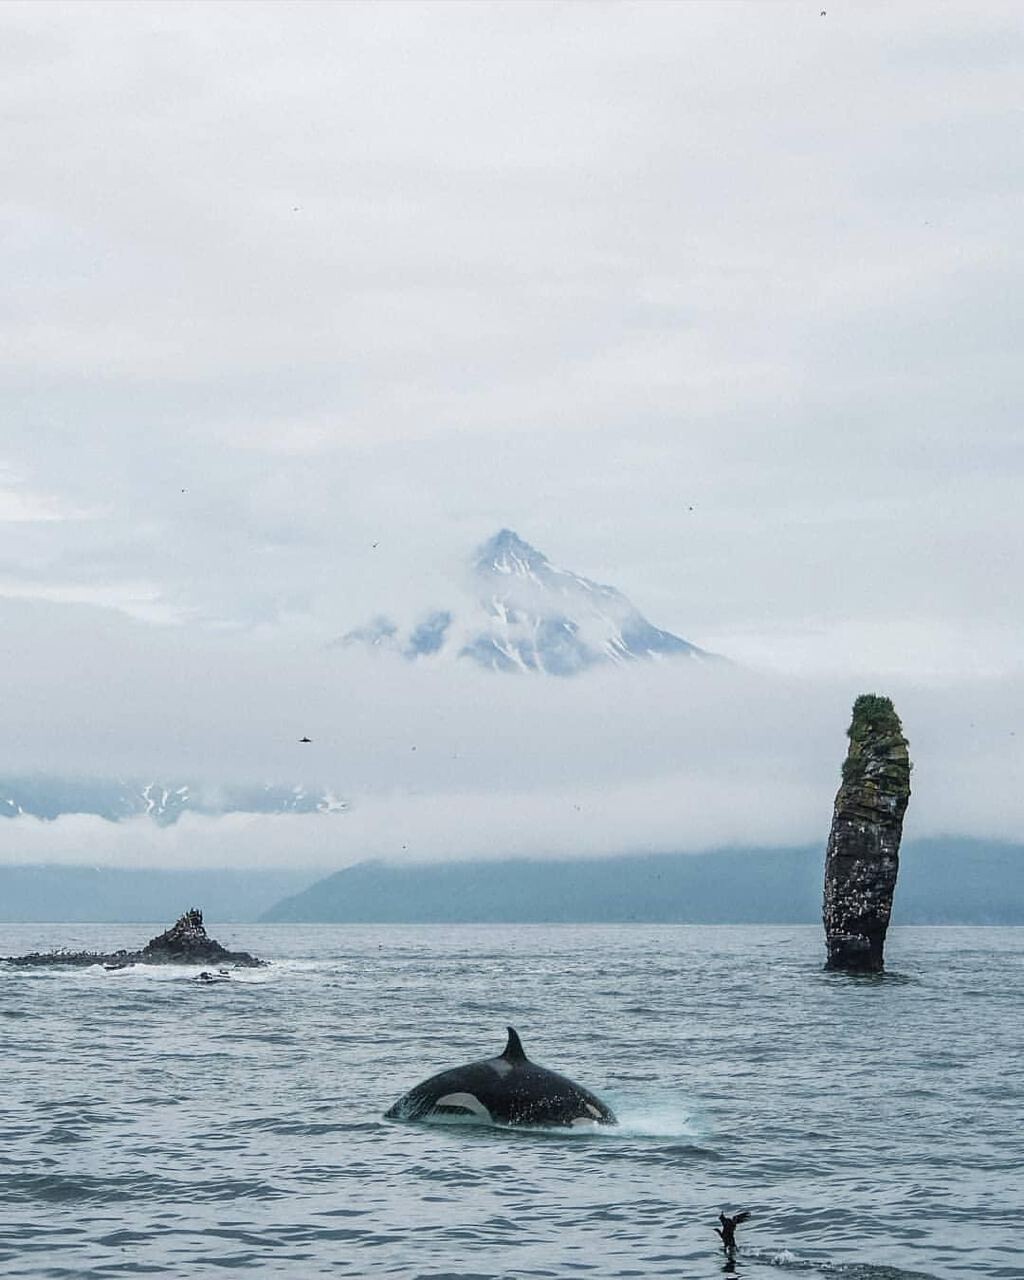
[749,1248,941,1280]
[601,1097,705,1141]
[411,1273,503,1280]
[96,962,277,987]
[820,969,917,987]
[211,1030,295,1044]
[229,1118,353,1136]
[835,1269,941,1280]
[2,1171,287,1206]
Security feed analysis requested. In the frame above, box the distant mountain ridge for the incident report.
[3,840,1018,924]
[340,529,707,675]
[260,839,1024,925]
[0,865,316,923]
[0,777,347,825]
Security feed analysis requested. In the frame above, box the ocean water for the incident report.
[0,924,1020,1280]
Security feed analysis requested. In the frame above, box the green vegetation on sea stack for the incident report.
[841,694,912,789]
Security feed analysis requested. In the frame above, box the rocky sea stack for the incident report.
[823,695,912,973]
[3,907,265,969]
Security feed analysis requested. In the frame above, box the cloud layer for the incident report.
[1,2,1020,867]
[1,600,1020,867]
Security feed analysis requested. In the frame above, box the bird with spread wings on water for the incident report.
[715,1211,751,1253]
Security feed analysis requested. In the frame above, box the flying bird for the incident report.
[298,736,312,744]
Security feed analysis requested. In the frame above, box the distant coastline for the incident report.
[1,838,1020,924]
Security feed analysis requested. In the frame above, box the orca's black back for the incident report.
[384,1051,616,1127]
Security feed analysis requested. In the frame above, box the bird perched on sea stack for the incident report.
[823,694,912,973]
[715,1211,750,1252]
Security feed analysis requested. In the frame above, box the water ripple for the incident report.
[1,923,1021,1279]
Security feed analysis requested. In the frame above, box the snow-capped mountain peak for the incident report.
[476,528,552,579]
[340,530,710,676]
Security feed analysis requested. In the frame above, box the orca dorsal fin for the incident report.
[501,1026,527,1062]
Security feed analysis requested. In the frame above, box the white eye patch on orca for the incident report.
[435,1092,492,1120]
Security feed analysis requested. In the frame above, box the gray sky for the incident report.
[1,2,1021,867]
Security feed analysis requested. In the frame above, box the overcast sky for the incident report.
[1,2,1021,868]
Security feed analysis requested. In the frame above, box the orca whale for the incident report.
[384,1026,617,1128]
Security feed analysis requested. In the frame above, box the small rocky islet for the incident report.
[2,907,265,970]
